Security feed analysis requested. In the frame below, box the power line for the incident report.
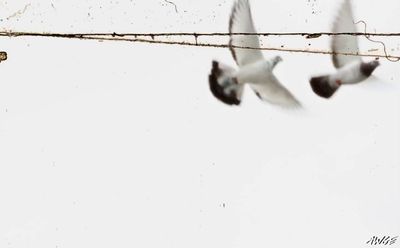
[0,31,399,61]
[2,31,400,38]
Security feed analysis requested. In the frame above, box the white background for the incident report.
[0,0,399,247]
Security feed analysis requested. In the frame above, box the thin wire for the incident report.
[48,35,400,60]
[2,31,400,38]
[163,0,178,13]
[0,31,399,61]
[354,20,400,62]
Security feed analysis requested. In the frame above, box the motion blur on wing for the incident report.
[208,0,301,108]
[309,0,380,99]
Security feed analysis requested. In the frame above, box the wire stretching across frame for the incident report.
[0,31,399,61]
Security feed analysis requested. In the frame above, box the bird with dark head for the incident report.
[309,0,381,99]
[208,0,301,108]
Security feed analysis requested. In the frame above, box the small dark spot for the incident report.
[0,51,7,62]
[305,33,321,39]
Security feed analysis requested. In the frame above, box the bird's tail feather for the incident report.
[209,60,244,106]
[310,75,339,99]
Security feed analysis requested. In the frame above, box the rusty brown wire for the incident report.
[0,31,399,61]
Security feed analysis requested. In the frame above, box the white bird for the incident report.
[208,0,301,107]
[310,0,380,98]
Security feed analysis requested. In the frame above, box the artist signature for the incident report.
[366,236,398,246]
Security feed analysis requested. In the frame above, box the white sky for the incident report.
[0,1,399,248]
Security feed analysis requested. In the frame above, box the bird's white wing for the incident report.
[229,0,264,67]
[331,0,361,68]
[250,74,301,108]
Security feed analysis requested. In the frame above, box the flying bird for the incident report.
[309,0,380,99]
[208,0,301,107]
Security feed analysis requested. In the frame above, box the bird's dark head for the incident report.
[360,60,380,77]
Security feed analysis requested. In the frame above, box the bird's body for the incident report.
[310,0,380,98]
[331,60,368,85]
[208,0,301,108]
[235,58,277,85]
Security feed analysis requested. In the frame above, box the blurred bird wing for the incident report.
[229,0,264,67]
[250,74,301,108]
[331,0,361,68]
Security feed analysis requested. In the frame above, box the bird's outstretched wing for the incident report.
[331,0,361,68]
[250,74,301,108]
[229,0,264,67]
